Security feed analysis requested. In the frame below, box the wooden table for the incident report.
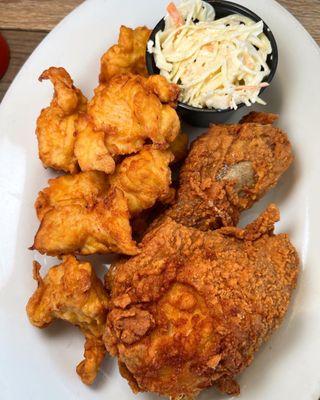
[0,0,319,101]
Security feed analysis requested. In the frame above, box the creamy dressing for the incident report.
[148,0,272,110]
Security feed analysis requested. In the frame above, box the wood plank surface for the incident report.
[0,0,82,31]
[0,0,319,102]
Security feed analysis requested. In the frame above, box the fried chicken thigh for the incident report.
[104,205,299,398]
[36,67,87,173]
[159,114,293,231]
[26,256,109,384]
[100,25,151,83]
[87,74,180,155]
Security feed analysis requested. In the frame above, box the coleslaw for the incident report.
[148,0,272,110]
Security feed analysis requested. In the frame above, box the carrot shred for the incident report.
[167,2,184,27]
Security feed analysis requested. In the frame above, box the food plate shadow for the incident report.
[90,356,117,391]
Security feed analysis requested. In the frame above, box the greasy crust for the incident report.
[74,114,115,174]
[240,111,279,125]
[156,115,293,231]
[36,67,87,173]
[104,205,299,398]
[35,170,109,221]
[32,187,138,256]
[26,256,109,384]
[169,132,189,163]
[87,74,180,155]
[100,25,151,83]
[109,146,174,215]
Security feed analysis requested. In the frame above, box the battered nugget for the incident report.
[100,25,151,82]
[26,256,109,384]
[36,67,87,173]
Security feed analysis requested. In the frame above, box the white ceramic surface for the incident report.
[0,0,319,399]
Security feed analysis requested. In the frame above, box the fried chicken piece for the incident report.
[74,114,115,174]
[35,170,109,220]
[157,114,293,231]
[169,131,189,163]
[109,147,174,215]
[32,187,138,256]
[100,25,151,83]
[36,67,87,173]
[104,205,299,398]
[26,256,109,384]
[240,111,279,125]
[87,74,180,155]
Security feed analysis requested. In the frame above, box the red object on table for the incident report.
[0,33,10,79]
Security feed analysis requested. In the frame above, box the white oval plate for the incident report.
[0,0,320,399]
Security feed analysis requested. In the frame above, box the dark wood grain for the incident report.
[0,0,319,102]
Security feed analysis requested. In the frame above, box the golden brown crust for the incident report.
[74,114,115,174]
[155,119,293,231]
[109,146,174,215]
[35,170,109,221]
[240,111,279,125]
[87,74,180,155]
[169,132,189,163]
[104,206,299,398]
[36,67,87,173]
[32,187,138,256]
[100,25,151,83]
[26,256,109,384]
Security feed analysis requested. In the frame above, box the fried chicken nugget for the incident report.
[74,114,115,174]
[100,25,151,83]
[87,74,180,155]
[26,256,108,385]
[36,67,87,173]
[159,114,293,231]
[109,147,174,215]
[169,131,189,163]
[35,170,109,220]
[32,187,138,256]
[104,205,299,398]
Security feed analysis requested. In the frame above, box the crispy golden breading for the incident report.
[169,131,189,163]
[26,256,109,385]
[100,25,151,83]
[240,111,279,125]
[74,114,115,174]
[109,147,174,215]
[32,187,138,256]
[156,114,293,231]
[35,170,109,221]
[87,74,180,155]
[104,205,299,398]
[36,67,87,173]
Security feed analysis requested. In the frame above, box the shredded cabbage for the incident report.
[148,0,272,110]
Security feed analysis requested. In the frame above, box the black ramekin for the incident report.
[146,0,278,127]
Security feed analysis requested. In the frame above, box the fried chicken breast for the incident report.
[36,67,87,173]
[104,205,299,398]
[26,256,109,385]
[157,114,293,231]
[100,25,151,83]
[87,74,180,155]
